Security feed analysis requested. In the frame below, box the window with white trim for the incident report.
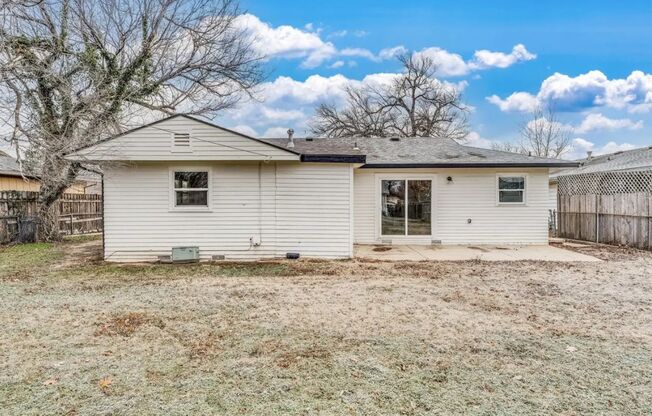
[173,171,209,207]
[498,176,525,204]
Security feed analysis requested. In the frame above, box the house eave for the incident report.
[300,154,366,163]
[361,162,580,169]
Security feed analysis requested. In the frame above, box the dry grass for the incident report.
[95,312,165,337]
[1,238,651,415]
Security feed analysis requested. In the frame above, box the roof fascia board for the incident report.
[300,154,366,163]
[362,162,579,168]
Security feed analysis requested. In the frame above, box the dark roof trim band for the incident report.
[300,154,366,163]
[362,162,579,168]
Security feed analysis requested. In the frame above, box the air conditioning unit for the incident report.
[171,246,200,263]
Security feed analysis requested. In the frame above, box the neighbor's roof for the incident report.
[0,151,33,178]
[262,136,577,168]
[0,150,101,182]
[552,145,652,177]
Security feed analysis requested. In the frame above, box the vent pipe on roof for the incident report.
[586,150,593,160]
[286,128,295,148]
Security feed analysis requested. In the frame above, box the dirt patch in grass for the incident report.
[551,240,652,261]
[372,246,392,252]
[276,345,332,368]
[95,312,165,337]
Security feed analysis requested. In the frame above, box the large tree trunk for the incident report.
[37,161,80,241]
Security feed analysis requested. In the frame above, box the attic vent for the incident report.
[173,132,191,148]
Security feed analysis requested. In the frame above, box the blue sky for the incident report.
[216,0,652,158]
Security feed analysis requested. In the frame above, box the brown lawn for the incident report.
[0,237,651,415]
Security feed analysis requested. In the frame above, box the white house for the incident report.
[67,114,577,262]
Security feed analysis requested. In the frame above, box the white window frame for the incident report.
[169,167,212,212]
[496,173,527,205]
[375,174,437,240]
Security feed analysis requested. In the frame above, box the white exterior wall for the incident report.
[354,167,550,245]
[103,161,352,262]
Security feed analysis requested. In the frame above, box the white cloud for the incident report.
[415,47,469,77]
[235,14,536,73]
[218,74,355,135]
[260,107,305,121]
[260,74,352,104]
[464,131,494,148]
[574,113,643,133]
[415,44,536,77]
[340,47,378,61]
[599,141,638,154]
[488,70,652,113]
[234,14,337,68]
[566,137,637,159]
[378,45,408,60]
[230,125,258,137]
[469,44,536,70]
[486,92,538,112]
[328,30,348,38]
[262,127,293,138]
[329,60,345,69]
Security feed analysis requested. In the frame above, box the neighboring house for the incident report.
[554,147,652,177]
[0,151,101,194]
[549,146,652,209]
[551,146,652,248]
[66,114,576,262]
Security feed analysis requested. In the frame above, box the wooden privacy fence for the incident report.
[0,191,102,244]
[557,171,652,250]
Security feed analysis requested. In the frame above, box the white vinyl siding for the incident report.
[71,116,299,162]
[103,162,352,262]
[354,167,550,245]
[548,183,558,211]
[275,163,353,258]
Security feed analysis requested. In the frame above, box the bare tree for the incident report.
[492,105,572,158]
[490,141,520,153]
[310,53,468,140]
[0,0,262,239]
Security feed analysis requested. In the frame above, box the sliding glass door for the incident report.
[381,179,432,236]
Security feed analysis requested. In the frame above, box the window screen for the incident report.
[498,176,525,203]
[173,171,208,207]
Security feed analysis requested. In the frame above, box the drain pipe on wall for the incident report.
[251,160,264,248]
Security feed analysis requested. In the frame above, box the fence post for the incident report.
[69,213,74,235]
[595,193,599,243]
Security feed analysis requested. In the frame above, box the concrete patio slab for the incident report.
[354,244,601,262]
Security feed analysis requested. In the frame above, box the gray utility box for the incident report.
[171,246,200,263]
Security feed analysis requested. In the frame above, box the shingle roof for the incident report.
[0,151,31,177]
[261,136,577,168]
[0,151,101,182]
[553,146,652,177]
